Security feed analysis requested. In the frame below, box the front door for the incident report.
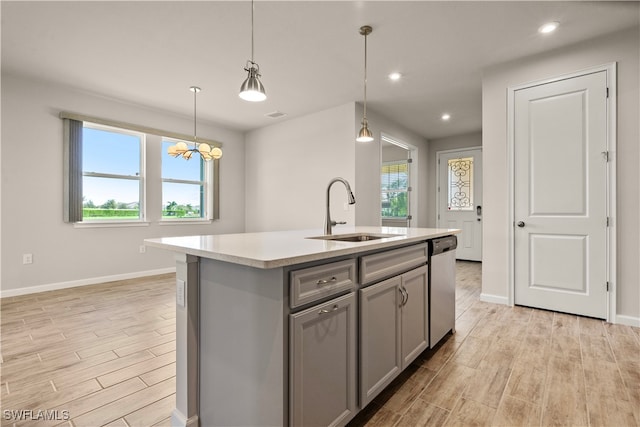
[437,148,483,261]
[513,70,608,319]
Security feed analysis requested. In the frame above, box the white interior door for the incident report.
[437,148,483,261]
[513,71,608,319]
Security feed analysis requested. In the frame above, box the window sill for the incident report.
[158,219,213,226]
[74,221,150,229]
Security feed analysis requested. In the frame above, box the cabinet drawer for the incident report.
[360,243,428,285]
[290,259,356,308]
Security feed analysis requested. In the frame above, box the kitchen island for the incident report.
[145,226,459,427]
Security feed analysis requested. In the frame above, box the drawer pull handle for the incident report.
[318,305,339,315]
[316,277,337,285]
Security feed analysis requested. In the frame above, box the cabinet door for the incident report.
[359,276,402,406]
[400,265,429,369]
[290,292,357,427]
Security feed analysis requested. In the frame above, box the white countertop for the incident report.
[144,226,460,269]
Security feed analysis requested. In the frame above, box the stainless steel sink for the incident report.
[307,233,403,242]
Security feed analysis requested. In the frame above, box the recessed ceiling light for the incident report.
[441,113,451,121]
[388,72,402,81]
[538,21,559,34]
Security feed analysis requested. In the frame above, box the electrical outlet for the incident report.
[176,279,185,307]
[23,254,33,265]
[139,245,146,254]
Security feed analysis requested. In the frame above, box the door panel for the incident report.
[514,71,607,319]
[529,234,587,293]
[438,148,483,261]
[529,91,587,216]
[290,293,357,427]
[359,277,402,406]
[400,265,428,368]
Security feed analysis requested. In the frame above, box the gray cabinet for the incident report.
[360,275,402,406]
[290,292,358,427]
[359,265,428,406]
[400,265,429,366]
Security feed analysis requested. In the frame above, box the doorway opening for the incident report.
[436,147,483,261]
[381,134,417,228]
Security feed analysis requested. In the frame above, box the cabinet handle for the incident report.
[318,304,339,315]
[316,277,337,285]
[399,286,408,307]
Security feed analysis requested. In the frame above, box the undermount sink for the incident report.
[307,233,403,242]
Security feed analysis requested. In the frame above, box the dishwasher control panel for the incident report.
[429,235,458,256]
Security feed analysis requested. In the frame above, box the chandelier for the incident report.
[167,86,222,161]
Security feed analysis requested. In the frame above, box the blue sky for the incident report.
[83,127,204,208]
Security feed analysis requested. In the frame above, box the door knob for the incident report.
[517,221,525,228]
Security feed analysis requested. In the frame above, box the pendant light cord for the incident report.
[251,0,255,63]
[190,86,200,143]
[363,31,367,120]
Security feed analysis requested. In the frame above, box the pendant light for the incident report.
[356,25,374,143]
[239,0,266,102]
[167,86,223,161]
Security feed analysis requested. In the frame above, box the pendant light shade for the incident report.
[239,61,266,102]
[357,118,374,143]
[356,25,374,142]
[167,86,223,161]
[239,0,266,102]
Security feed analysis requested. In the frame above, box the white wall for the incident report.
[1,73,246,295]
[426,131,482,227]
[355,103,429,227]
[245,103,356,232]
[245,102,428,232]
[482,28,639,323]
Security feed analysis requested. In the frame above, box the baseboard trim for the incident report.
[615,314,640,327]
[171,409,198,427]
[0,267,176,298]
[479,293,509,305]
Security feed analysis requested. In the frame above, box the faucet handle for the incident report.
[331,221,347,226]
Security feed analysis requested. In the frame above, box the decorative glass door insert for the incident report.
[447,157,473,211]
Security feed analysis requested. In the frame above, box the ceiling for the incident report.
[2,1,638,140]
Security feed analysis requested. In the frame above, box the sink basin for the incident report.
[307,233,403,242]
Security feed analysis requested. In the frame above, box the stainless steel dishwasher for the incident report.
[428,235,457,348]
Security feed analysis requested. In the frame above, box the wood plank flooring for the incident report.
[1,274,176,427]
[348,261,640,427]
[1,262,638,426]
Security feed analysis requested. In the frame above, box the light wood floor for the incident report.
[349,261,640,427]
[1,274,176,427]
[1,263,638,427]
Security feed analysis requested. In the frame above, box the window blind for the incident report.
[63,118,83,222]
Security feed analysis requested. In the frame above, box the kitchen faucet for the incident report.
[325,177,356,235]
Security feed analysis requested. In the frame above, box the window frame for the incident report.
[80,122,147,224]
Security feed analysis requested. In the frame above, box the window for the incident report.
[62,112,221,225]
[161,139,210,220]
[447,157,474,211]
[381,161,409,218]
[82,123,144,221]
